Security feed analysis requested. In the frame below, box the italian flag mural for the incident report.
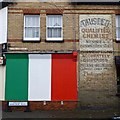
[0,54,77,101]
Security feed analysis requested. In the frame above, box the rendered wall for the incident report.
[0,66,5,100]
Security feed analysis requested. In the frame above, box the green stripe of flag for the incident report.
[5,54,28,101]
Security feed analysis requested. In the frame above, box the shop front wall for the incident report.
[2,53,77,101]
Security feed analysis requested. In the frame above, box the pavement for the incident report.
[1,106,120,119]
[0,102,2,120]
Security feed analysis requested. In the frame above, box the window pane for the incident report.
[48,16,54,27]
[24,15,40,40]
[118,16,120,27]
[25,15,39,27]
[47,15,62,27]
[25,27,39,38]
[47,15,62,39]
[47,28,61,38]
[57,16,62,26]
[47,28,52,38]
[116,27,120,40]
[55,16,62,26]
[33,28,39,37]
[25,28,32,38]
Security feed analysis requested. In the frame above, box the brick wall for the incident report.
[5,2,120,111]
[7,2,120,52]
[2,101,78,111]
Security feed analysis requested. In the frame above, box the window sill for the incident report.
[23,38,40,42]
[46,38,63,42]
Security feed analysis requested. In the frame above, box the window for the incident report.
[24,15,40,41]
[115,56,120,94]
[46,15,63,41]
[116,15,120,41]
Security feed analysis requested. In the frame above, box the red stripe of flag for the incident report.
[51,54,77,101]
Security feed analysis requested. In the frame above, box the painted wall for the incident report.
[79,14,117,107]
[0,7,7,44]
[0,66,5,100]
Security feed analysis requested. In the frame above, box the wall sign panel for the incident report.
[80,14,113,51]
[80,52,115,90]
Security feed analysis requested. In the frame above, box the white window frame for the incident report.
[23,15,40,41]
[46,15,63,41]
[116,15,120,41]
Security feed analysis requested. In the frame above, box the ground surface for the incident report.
[2,106,120,119]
